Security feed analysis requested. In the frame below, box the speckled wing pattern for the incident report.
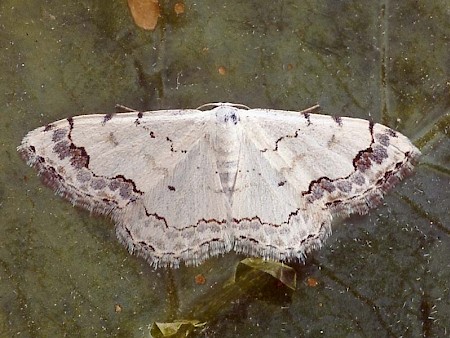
[18,103,421,267]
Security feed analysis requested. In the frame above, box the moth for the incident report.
[18,103,420,267]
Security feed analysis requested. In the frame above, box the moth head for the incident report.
[214,106,240,125]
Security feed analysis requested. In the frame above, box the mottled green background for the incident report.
[1,0,449,337]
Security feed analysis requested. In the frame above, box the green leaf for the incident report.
[151,319,206,338]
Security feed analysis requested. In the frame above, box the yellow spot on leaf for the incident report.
[114,304,122,313]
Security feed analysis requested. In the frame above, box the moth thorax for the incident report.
[213,107,242,197]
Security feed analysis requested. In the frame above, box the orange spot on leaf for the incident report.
[218,66,227,75]
[174,3,185,15]
[194,274,206,285]
[128,0,160,30]
[306,277,318,287]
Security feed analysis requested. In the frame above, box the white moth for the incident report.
[18,103,421,268]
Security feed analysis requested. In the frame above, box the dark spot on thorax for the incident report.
[224,112,240,125]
